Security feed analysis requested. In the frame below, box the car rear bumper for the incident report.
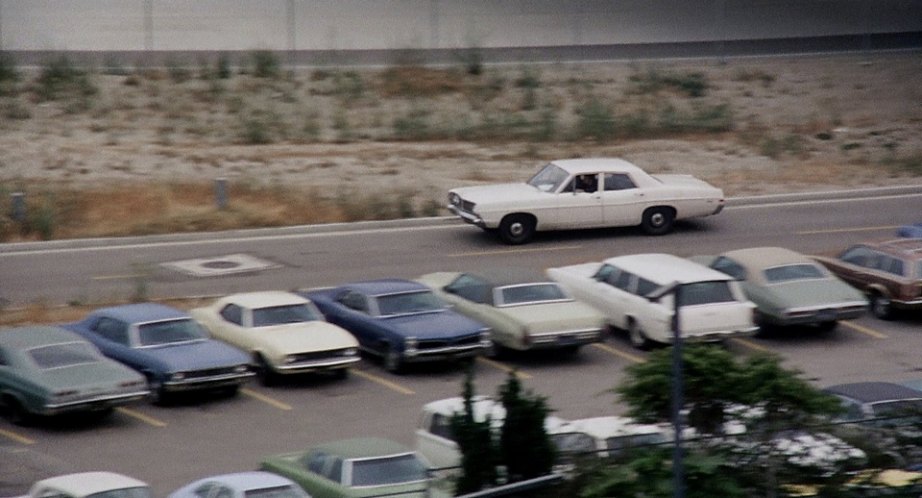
[762,303,868,327]
[668,326,759,343]
[522,328,603,350]
[42,390,150,415]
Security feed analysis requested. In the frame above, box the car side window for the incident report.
[878,255,905,277]
[635,278,659,297]
[213,486,233,498]
[340,291,369,313]
[446,274,490,304]
[94,317,131,346]
[219,304,243,325]
[593,264,618,285]
[603,173,637,191]
[428,412,455,441]
[614,271,636,293]
[34,490,71,498]
[306,451,328,475]
[192,483,214,498]
[326,457,344,484]
[711,257,747,281]
[840,246,874,268]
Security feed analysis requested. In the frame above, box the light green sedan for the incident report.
[691,246,868,332]
[417,272,606,354]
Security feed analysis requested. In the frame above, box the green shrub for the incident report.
[0,52,19,83]
[35,55,98,103]
[574,97,616,140]
[393,109,431,140]
[629,67,709,97]
[250,50,280,79]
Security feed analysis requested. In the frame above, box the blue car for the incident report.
[300,279,491,373]
[63,303,253,403]
[898,223,922,238]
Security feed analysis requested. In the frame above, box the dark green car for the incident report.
[0,326,149,424]
[260,437,432,498]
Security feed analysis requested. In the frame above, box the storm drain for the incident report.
[162,253,280,277]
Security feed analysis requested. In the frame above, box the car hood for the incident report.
[759,279,867,308]
[140,340,249,371]
[452,183,545,205]
[37,361,143,391]
[498,301,605,332]
[382,311,484,339]
[255,322,359,354]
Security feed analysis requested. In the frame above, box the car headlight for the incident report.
[169,372,186,381]
[283,355,297,364]
[234,364,250,373]
[479,328,492,345]
[343,348,358,357]
[448,192,460,205]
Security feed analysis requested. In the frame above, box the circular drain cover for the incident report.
[162,253,280,277]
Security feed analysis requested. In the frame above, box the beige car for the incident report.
[191,291,360,384]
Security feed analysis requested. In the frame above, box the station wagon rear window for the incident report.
[677,281,736,306]
[28,342,102,369]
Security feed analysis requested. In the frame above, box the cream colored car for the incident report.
[191,291,360,384]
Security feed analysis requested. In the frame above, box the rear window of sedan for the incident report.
[28,342,102,369]
[498,283,569,306]
[252,304,322,326]
[350,453,428,486]
[763,263,826,283]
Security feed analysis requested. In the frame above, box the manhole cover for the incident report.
[162,253,280,277]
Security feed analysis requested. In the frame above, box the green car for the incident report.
[260,437,432,498]
[417,272,606,354]
[691,247,868,331]
[0,326,149,425]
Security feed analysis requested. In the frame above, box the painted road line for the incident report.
[841,321,888,339]
[241,388,293,410]
[476,357,533,379]
[352,369,416,395]
[796,225,900,235]
[0,428,34,445]
[448,245,583,258]
[591,343,645,364]
[729,337,774,353]
[116,407,167,427]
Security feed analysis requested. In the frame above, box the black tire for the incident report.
[870,293,893,320]
[383,347,404,374]
[641,207,675,236]
[628,319,652,350]
[498,214,536,245]
[332,368,349,380]
[255,355,278,386]
[146,376,169,405]
[816,320,838,332]
[2,396,32,426]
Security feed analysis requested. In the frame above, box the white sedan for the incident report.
[26,472,150,498]
[447,157,725,244]
[190,291,360,385]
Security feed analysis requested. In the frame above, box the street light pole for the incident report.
[671,283,685,498]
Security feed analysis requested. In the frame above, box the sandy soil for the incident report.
[1,52,921,206]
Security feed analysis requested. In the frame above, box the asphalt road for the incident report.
[1,187,922,496]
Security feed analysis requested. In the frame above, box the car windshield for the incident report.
[252,304,322,326]
[28,342,102,369]
[350,453,428,487]
[550,432,596,456]
[677,281,737,306]
[138,318,206,347]
[763,263,826,283]
[245,486,306,498]
[87,488,152,498]
[871,399,922,418]
[526,163,569,192]
[498,283,570,306]
[606,433,668,454]
[375,291,444,316]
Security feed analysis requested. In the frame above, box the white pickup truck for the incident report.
[547,253,758,348]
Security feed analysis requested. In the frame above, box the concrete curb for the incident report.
[2,185,921,253]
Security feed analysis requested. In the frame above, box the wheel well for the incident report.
[867,285,890,298]
[644,205,676,217]
[501,212,537,226]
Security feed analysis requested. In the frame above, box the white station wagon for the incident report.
[447,158,725,244]
[547,253,758,348]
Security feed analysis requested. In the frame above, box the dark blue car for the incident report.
[64,303,253,403]
[299,279,491,373]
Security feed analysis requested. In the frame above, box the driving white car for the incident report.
[447,158,725,244]
[547,253,758,348]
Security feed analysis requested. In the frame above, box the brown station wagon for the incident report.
[813,239,922,319]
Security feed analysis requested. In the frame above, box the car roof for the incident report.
[603,253,732,285]
[311,437,414,459]
[91,303,189,323]
[550,158,645,175]
[343,279,429,296]
[31,471,148,496]
[823,382,922,403]
[221,291,309,308]
[869,238,922,259]
[0,325,86,349]
[720,247,814,269]
[191,471,297,490]
[423,396,506,421]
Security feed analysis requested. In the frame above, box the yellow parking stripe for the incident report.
[591,343,646,363]
[476,357,532,379]
[841,321,888,339]
[351,370,416,395]
[729,337,774,353]
[448,245,582,258]
[796,225,899,235]
[241,388,293,410]
[0,428,34,445]
[116,407,167,427]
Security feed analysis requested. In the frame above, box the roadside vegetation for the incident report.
[2,50,916,243]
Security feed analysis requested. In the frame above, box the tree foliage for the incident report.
[499,372,556,481]
[450,370,499,494]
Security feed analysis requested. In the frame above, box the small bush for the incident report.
[629,67,709,97]
[393,109,431,140]
[574,97,616,140]
[2,98,31,120]
[34,55,98,103]
[251,50,280,79]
